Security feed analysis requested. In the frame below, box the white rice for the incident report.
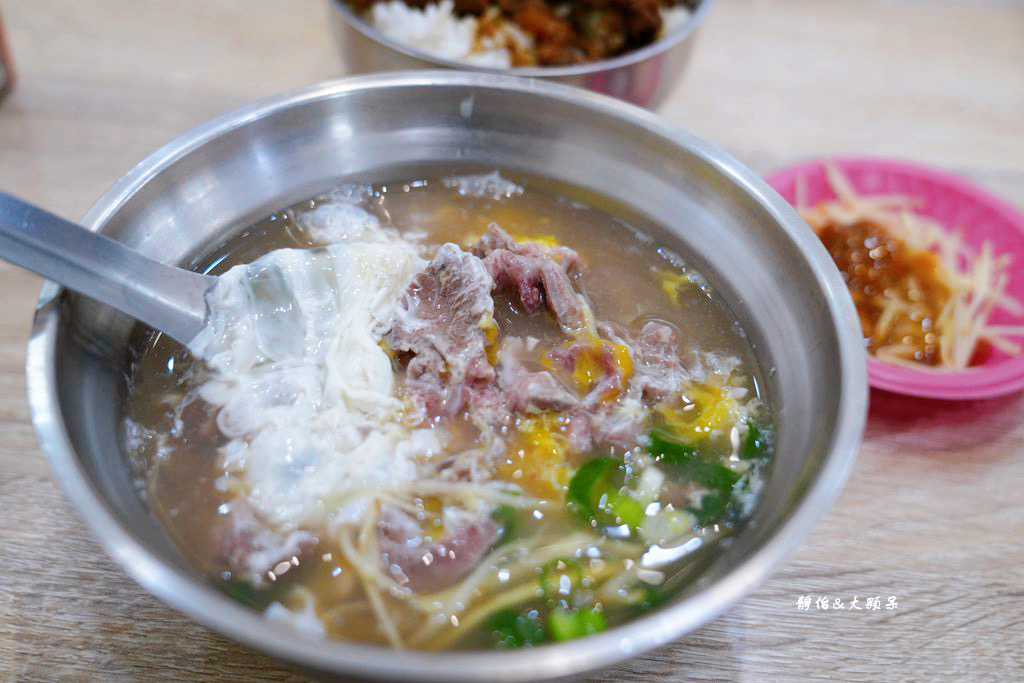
[369,0,513,68]
[660,6,691,37]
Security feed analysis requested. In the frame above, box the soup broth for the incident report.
[122,171,773,650]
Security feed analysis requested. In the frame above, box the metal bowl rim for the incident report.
[25,71,866,681]
[329,0,718,78]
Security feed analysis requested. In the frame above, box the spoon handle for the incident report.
[0,191,214,345]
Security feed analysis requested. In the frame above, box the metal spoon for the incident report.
[0,191,215,345]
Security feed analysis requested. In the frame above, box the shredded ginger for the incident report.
[798,164,1024,370]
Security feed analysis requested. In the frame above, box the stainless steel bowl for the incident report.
[26,72,866,682]
[329,0,717,108]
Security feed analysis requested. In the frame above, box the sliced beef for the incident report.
[405,378,505,424]
[544,336,643,451]
[385,234,684,458]
[474,225,587,335]
[472,223,581,273]
[628,320,691,402]
[216,498,317,582]
[378,507,500,594]
[589,404,649,448]
[483,249,587,334]
[389,233,590,424]
[562,395,649,453]
[471,223,520,255]
[501,365,578,414]
[546,337,630,407]
[563,321,694,450]
[496,338,577,414]
[635,320,683,369]
[386,243,496,418]
[543,322,697,451]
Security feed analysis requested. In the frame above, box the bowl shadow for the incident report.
[865,388,1024,454]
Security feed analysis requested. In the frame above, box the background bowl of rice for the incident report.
[329,0,717,108]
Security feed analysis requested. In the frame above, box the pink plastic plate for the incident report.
[766,158,1024,400]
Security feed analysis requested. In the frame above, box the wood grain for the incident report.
[0,0,1022,680]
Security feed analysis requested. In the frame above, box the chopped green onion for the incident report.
[648,430,698,464]
[540,558,584,602]
[689,492,730,526]
[634,584,669,613]
[601,492,645,528]
[566,457,619,521]
[741,421,770,460]
[567,457,648,532]
[491,504,520,546]
[221,579,273,610]
[488,608,547,649]
[547,607,607,642]
[686,461,741,492]
[648,429,742,490]
[645,429,743,528]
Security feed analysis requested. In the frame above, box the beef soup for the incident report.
[122,171,773,650]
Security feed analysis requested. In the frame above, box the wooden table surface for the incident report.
[1,1,1022,680]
